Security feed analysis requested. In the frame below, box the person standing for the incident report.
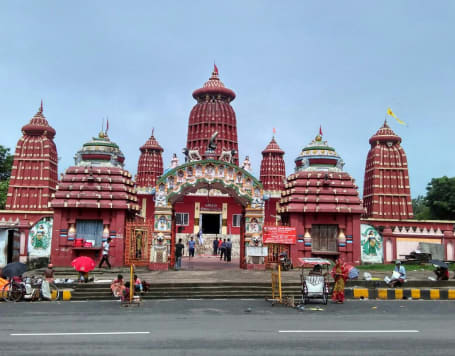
[188,236,196,258]
[225,238,232,262]
[98,237,112,269]
[175,238,184,270]
[213,238,219,255]
[220,239,226,261]
[331,259,348,304]
[218,238,223,255]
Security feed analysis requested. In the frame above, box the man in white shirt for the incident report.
[98,237,112,269]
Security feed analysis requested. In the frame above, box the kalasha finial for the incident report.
[152,127,155,137]
[213,63,219,76]
[39,99,43,113]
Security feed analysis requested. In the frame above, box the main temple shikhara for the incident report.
[1,66,454,269]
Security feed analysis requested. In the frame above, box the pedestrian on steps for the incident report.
[175,238,184,270]
[220,239,226,261]
[188,236,196,258]
[213,238,219,255]
[225,238,232,262]
[98,237,112,269]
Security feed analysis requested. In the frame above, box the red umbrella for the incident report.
[71,256,96,272]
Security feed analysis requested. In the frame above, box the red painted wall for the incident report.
[51,208,126,267]
[288,212,362,265]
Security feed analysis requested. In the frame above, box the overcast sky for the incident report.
[1,1,454,197]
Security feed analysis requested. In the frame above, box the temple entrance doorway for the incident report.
[151,159,265,271]
[201,213,221,234]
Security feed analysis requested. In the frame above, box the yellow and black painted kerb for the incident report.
[347,288,455,300]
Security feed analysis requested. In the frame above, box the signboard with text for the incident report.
[263,226,297,245]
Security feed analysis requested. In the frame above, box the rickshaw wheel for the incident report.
[322,291,328,305]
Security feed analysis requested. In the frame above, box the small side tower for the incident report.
[6,102,58,210]
[362,121,413,219]
[260,136,286,192]
[135,131,164,189]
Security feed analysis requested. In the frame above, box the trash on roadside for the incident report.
[363,272,372,281]
[308,307,324,311]
[244,307,252,313]
[371,306,377,309]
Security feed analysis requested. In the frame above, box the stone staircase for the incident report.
[67,282,302,301]
[64,279,455,301]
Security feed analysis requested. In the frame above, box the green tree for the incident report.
[412,195,430,220]
[425,176,455,220]
[0,145,13,209]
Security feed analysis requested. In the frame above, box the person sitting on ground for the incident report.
[122,281,131,302]
[134,274,143,292]
[388,261,406,287]
[44,264,54,283]
[111,274,125,298]
[434,266,449,281]
[79,271,89,283]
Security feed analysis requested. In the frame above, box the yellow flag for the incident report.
[387,107,407,125]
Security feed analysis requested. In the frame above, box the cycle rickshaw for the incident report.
[298,257,331,305]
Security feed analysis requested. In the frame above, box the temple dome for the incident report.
[21,103,56,138]
[294,132,344,172]
[262,137,284,154]
[74,131,125,168]
[192,65,236,101]
[140,132,163,153]
[369,120,401,145]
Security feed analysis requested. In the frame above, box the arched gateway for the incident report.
[149,159,265,269]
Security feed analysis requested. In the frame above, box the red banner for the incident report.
[263,226,297,245]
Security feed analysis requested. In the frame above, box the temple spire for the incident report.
[39,99,43,113]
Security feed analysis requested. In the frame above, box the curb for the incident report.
[348,287,455,300]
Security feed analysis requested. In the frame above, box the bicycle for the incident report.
[1,279,24,302]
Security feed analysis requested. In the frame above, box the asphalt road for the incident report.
[1,299,454,356]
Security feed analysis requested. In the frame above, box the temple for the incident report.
[49,131,139,266]
[0,103,57,266]
[0,66,454,269]
[363,120,413,220]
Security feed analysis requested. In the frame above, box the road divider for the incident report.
[349,287,455,300]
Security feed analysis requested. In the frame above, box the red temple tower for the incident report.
[260,136,286,226]
[135,131,164,220]
[6,102,58,210]
[362,121,413,219]
[186,65,239,164]
[136,131,164,189]
[260,136,286,192]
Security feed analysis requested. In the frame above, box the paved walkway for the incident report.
[25,256,451,285]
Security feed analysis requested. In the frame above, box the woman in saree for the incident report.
[331,259,348,303]
[110,274,125,298]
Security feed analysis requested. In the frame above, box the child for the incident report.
[133,274,143,292]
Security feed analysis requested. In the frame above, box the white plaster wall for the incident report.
[0,229,8,267]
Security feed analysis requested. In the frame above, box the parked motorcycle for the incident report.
[279,252,293,271]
